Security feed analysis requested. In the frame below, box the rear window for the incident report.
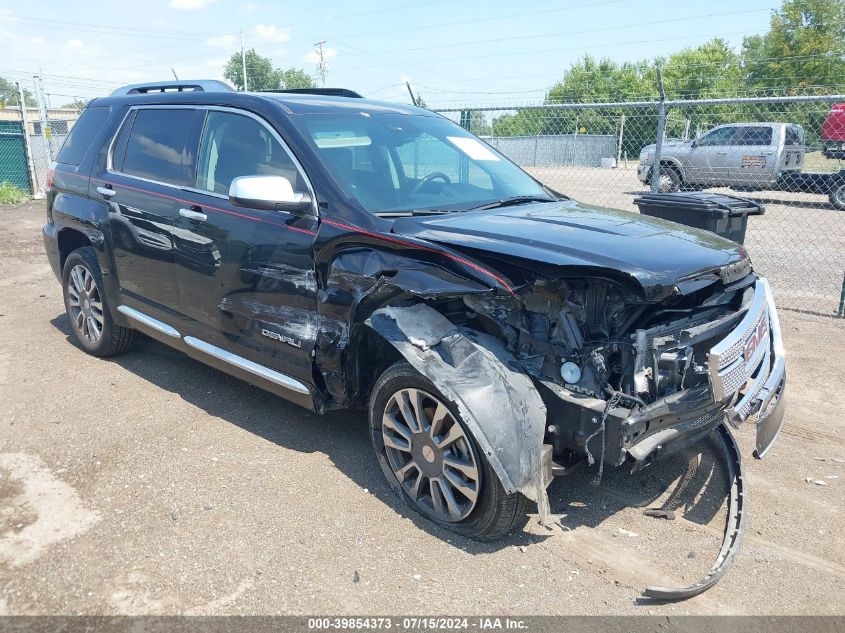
[120,108,197,186]
[55,106,110,166]
[785,126,803,146]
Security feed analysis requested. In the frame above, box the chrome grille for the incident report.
[709,280,773,402]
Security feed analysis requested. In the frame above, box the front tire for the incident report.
[62,247,137,357]
[656,165,683,193]
[369,361,530,541]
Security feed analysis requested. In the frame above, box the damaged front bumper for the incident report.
[543,277,785,600]
[613,277,786,469]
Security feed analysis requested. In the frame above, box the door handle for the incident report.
[716,151,729,155]
[96,186,116,198]
[179,207,207,222]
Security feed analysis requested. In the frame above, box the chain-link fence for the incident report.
[0,106,79,196]
[435,95,845,318]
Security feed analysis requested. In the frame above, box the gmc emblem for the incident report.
[744,318,769,363]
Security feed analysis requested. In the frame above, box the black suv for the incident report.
[44,81,786,598]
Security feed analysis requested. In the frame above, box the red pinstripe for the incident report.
[58,171,514,295]
[89,175,316,236]
[321,218,515,296]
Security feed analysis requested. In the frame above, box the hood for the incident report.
[641,139,691,153]
[392,199,746,298]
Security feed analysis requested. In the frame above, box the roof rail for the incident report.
[268,88,364,98]
[110,80,234,96]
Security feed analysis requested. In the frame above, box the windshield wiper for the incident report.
[466,196,556,212]
[374,208,455,218]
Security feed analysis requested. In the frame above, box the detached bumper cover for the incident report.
[708,277,786,458]
[638,277,785,601]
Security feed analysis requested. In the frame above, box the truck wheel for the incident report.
[62,247,137,357]
[657,165,682,193]
[830,182,845,210]
[369,361,531,541]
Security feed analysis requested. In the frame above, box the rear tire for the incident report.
[62,247,137,357]
[369,360,531,541]
[829,182,845,211]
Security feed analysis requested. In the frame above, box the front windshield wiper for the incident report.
[466,196,557,212]
[374,208,455,218]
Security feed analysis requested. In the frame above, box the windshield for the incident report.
[293,112,551,214]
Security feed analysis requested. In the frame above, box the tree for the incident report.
[742,0,845,93]
[223,49,279,91]
[277,68,315,90]
[0,77,37,107]
[61,98,87,110]
[223,50,318,91]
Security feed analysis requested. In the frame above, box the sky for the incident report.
[0,0,782,109]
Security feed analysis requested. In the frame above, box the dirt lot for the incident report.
[0,201,843,615]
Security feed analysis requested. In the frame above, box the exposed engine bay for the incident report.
[369,260,785,601]
[459,267,757,471]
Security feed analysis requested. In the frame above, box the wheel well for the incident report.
[58,229,92,271]
[658,160,683,178]
[345,323,404,409]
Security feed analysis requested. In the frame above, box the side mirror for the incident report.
[690,139,698,148]
[228,175,313,215]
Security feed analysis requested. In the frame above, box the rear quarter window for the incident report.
[120,108,198,187]
[55,106,110,166]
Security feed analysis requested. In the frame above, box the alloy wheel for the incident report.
[381,388,480,522]
[834,184,845,208]
[67,264,104,344]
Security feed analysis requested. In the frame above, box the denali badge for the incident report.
[261,328,302,348]
[743,316,769,363]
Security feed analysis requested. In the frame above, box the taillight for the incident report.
[46,162,55,189]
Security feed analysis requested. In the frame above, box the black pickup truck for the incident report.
[43,80,787,600]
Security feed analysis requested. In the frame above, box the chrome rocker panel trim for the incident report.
[183,336,310,395]
[117,305,181,338]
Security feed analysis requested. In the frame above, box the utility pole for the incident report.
[240,30,248,92]
[314,39,327,87]
[16,81,39,197]
[33,74,53,164]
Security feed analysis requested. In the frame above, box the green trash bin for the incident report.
[633,192,765,245]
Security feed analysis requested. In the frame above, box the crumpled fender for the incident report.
[366,304,552,518]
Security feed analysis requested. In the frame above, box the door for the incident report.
[98,107,203,310]
[781,125,805,174]
[173,108,319,384]
[685,126,737,186]
[730,126,775,187]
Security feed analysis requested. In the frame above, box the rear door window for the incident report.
[734,126,773,146]
[120,109,197,187]
[56,105,110,166]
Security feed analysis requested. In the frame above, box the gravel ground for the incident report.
[0,201,843,616]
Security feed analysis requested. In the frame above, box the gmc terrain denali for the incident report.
[43,81,786,600]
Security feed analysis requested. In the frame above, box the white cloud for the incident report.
[304,47,337,64]
[252,24,290,44]
[245,3,258,12]
[67,38,85,49]
[168,0,217,10]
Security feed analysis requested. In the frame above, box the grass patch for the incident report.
[0,181,29,204]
